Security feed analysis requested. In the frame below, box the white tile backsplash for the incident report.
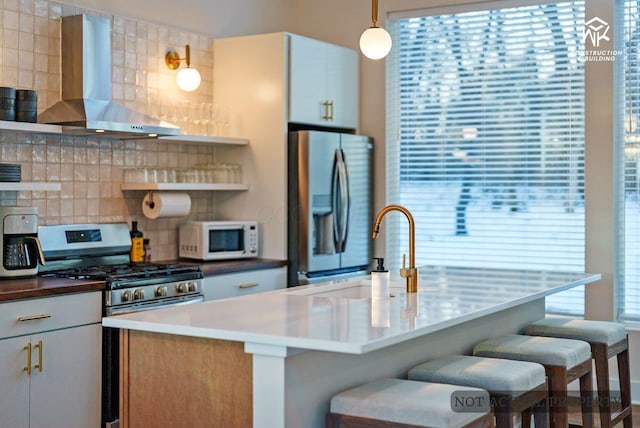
[0,0,221,260]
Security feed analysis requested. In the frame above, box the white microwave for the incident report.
[179,221,258,261]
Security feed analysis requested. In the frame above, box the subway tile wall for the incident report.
[0,0,222,261]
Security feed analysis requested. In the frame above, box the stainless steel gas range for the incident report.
[38,223,204,428]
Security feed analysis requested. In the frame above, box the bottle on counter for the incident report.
[129,221,145,263]
[371,257,390,300]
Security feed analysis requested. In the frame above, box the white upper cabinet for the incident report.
[289,35,359,129]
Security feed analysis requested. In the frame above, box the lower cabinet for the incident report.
[203,267,286,301]
[0,292,102,428]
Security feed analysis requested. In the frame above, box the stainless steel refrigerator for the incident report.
[288,130,373,286]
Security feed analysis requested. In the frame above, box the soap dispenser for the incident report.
[371,257,390,300]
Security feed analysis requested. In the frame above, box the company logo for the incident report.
[577,16,620,62]
[583,17,610,48]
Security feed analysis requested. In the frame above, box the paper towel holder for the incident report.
[144,191,157,210]
[142,191,192,219]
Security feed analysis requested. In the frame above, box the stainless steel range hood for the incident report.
[38,14,181,139]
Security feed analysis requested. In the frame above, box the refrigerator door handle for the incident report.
[338,149,350,253]
[331,149,342,251]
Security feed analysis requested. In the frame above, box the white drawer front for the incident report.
[0,292,101,339]
[203,267,286,301]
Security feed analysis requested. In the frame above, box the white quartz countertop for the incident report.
[102,266,601,354]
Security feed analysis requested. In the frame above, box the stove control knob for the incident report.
[134,289,145,301]
[188,281,198,292]
[121,290,132,303]
[176,282,187,293]
[155,286,168,297]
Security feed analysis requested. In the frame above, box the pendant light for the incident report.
[359,0,392,60]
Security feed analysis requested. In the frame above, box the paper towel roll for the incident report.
[142,192,191,219]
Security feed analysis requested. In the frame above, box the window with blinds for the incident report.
[386,1,586,314]
[619,0,640,321]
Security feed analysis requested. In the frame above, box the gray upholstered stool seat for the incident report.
[525,317,632,428]
[408,355,545,397]
[474,334,593,428]
[473,334,591,367]
[408,355,548,428]
[525,317,626,346]
[327,378,492,428]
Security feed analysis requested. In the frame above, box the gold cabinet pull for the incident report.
[237,282,259,289]
[33,340,43,373]
[17,313,52,322]
[322,101,331,121]
[23,343,32,376]
[327,101,334,121]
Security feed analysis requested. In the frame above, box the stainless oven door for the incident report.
[106,294,204,316]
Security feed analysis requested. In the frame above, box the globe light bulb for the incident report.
[359,26,392,60]
[176,67,201,92]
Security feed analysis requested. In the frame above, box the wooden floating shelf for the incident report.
[0,182,62,191]
[0,120,62,134]
[157,135,249,146]
[121,183,249,191]
[0,120,250,146]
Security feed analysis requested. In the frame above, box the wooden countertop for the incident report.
[0,258,288,303]
[0,276,104,302]
[182,258,288,276]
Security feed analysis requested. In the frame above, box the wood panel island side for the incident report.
[102,266,601,428]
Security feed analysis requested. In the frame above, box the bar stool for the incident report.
[408,355,549,428]
[327,378,492,428]
[525,317,632,428]
[473,334,593,428]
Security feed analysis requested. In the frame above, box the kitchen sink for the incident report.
[286,279,404,299]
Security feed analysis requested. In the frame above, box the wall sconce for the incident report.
[359,0,392,60]
[165,44,201,92]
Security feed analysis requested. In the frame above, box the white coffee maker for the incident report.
[0,206,44,277]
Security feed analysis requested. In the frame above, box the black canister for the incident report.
[15,89,37,123]
[0,87,16,121]
[15,90,37,122]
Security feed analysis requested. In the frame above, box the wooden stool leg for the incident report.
[495,411,515,428]
[533,396,550,428]
[546,366,568,428]
[326,413,339,428]
[592,342,611,428]
[617,343,633,428]
[492,395,515,428]
[522,408,532,428]
[578,367,594,428]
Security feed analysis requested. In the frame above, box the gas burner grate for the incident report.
[43,262,203,287]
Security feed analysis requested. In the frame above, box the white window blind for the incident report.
[386,1,586,314]
[619,0,640,321]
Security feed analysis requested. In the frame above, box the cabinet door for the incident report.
[325,43,359,129]
[289,35,327,126]
[289,36,358,129]
[0,336,30,428]
[203,267,287,301]
[29,324,102,428]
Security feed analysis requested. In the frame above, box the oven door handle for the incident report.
[106,295,204,316]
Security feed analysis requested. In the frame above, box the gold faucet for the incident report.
[371,204,418,293]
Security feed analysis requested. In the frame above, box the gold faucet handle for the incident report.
[400,267,417,278]
[399,254,416,278]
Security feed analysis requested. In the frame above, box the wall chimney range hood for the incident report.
[38,14,181,139]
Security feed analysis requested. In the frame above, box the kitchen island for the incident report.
[102,266,600,428]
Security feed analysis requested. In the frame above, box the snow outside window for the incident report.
[619,0,640,322]
[386,0,586,315]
